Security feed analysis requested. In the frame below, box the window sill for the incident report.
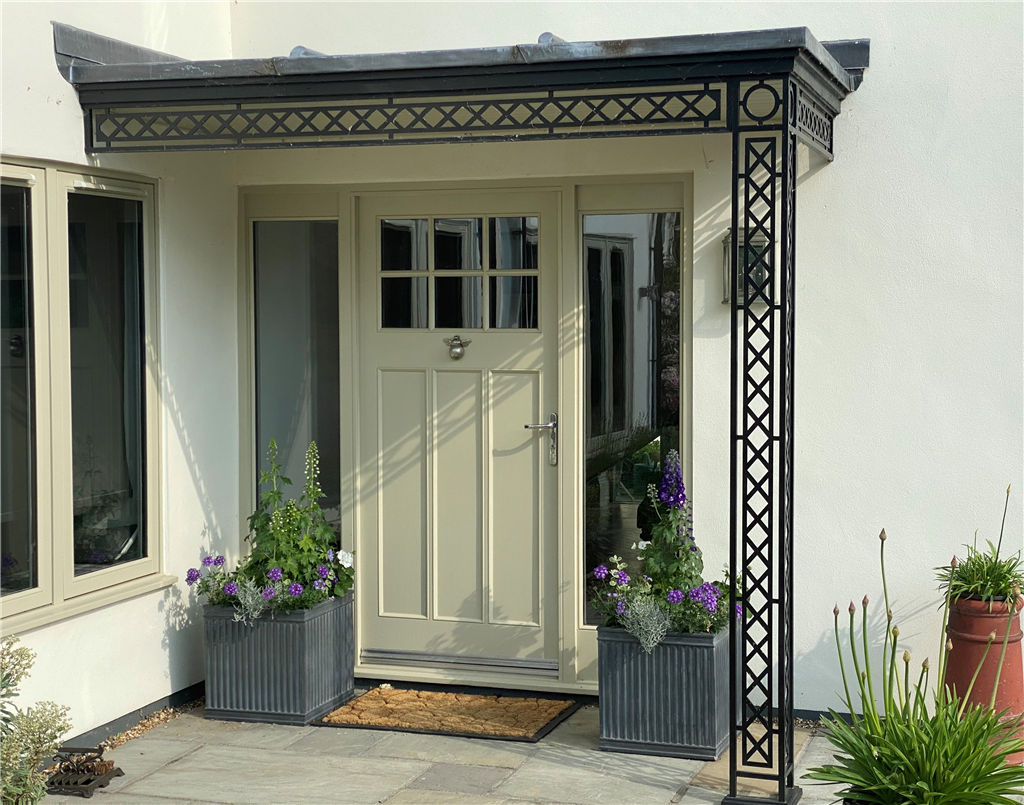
[0,573,178,635]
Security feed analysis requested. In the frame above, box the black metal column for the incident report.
[725,74,799,805]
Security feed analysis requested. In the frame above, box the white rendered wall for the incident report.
[1,0,1021,728]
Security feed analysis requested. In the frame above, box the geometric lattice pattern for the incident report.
[795,86,834,158]
[89,84,725,151]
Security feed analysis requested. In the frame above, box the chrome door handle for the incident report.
[524,413,557,466]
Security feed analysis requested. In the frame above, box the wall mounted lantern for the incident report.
[722,229,772,306]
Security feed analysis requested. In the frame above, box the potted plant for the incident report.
[804,529,1024,804]
[187,440,355,725]
[935,485,1023,762]
[592,450,734,760]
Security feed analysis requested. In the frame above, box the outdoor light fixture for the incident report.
[722,229,772,306]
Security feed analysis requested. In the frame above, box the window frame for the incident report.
[0,160,167,630]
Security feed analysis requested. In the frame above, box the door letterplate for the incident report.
[524,413,558,466]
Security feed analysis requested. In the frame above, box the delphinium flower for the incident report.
[735,603,744,619]
[268,567,283,582]
[213,555,226,567]
[659,450,687,509]
[317,565,330,579]
[593,565,609,580]
[223,582,238,596]
[288,582,303,597]
[667,589,684,605]
[327,549,335,563]
[262,587,276,599]
[202,555,216,567]
[688,582,720,614]
[186,568,201,586]
[313,579,327,592]
[613,570,629,586]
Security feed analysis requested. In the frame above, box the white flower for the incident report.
[338,550,354,568]
[637,540,651,551]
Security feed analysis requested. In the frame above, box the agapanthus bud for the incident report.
[879,528,887,542]
[1014,585,1021,598]
[903,650,910,663]
[946,639,953,653]
[849,601,856,614]
[950,556,958,569]
[988,631,997,642]
[887,608,893,622]
[891,625,900,638]
[862,595,869,608]
[833,604,840,617]
[861,670,867,681]
[922,658,930,670]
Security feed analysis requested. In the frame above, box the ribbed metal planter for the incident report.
[203,591,354,725]
[598,626,729,760]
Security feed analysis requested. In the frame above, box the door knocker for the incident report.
[443,335,471,360]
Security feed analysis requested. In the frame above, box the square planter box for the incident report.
[598,626,729,760]
[203,591,354,725]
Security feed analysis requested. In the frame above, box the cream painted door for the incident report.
[358,190,560,677]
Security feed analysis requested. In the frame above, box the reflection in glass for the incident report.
[254,221,341,530]
[382,276,428,328]
[435,276,482,329]
[381,219,428,271]
[582,212,681,624]
[490,276,537,329]
[489,217,538,270]
[1,185,36,594]
[434,218,482,271]
[68,193,146,575]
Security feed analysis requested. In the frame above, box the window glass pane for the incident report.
[434,218,482,271]
[1,185,36,594]
[489,217,538,270]
[254,221,341,528]
[381,276,428,328]
[489,276,537,329]
[435,276,482,329]
[582,213,681,625]
[68,193,146,575]
[381,219,428,271]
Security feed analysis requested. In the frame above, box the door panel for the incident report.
[358,190,559,674]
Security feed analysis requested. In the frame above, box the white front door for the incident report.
[357,190,560,677]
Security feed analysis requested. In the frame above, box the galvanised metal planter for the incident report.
[598,626,729,760]
[203,591,354,725]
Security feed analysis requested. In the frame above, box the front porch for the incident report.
[45,697,842,805]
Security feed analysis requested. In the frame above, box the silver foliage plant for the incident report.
[232,578,283,625]
[619,595,669,653]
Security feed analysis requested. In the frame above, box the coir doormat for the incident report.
[316,687,580,742]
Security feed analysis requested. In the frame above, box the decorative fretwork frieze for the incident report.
[795,86,834,158]
[88,83,726,151]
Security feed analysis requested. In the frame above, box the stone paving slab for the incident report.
[408,761,514,795]
[119,743,430,804]
[286,724,389,756]
[102,737,201,794]
[366,731,536,768]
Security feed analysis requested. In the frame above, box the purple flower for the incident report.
[288,582,303,597]
[688,582,720,614]
[735,603,744,620]
[613,570,629,586]
[327,549,335,563]
[313,579,327,591]
[223,582,238,596]
[262,587,276,599]
[667,589,684,605]
[616,600,627,616]
[268,568,283,582]
[202,556,215,567]
[659,450,687,510]
[186,568,201,586]
[317,565,330,579]
[690,545,699,553]
[593,565,609,580]
[213,555,226,567]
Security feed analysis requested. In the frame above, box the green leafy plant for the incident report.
[804,529,1024,804]
[589,451,740,652]
[187,440,354,624]
[1,637,72,805]
[936,486,1023,606]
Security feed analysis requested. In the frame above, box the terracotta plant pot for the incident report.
[945,596,1024,764]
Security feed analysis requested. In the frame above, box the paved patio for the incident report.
[47,703,847,805]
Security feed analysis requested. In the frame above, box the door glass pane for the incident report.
[68,193,146,575]
[254,221,341,529]
[489,217,538,270]
[381,219,428,271]
[382,277,428,328]
[490,276,537,329]
[434,218,482,271]
[1,185,36,594]
[582,213,681,624]
[435,276,482,329]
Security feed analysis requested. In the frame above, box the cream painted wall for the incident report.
[1,0,1022,727]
